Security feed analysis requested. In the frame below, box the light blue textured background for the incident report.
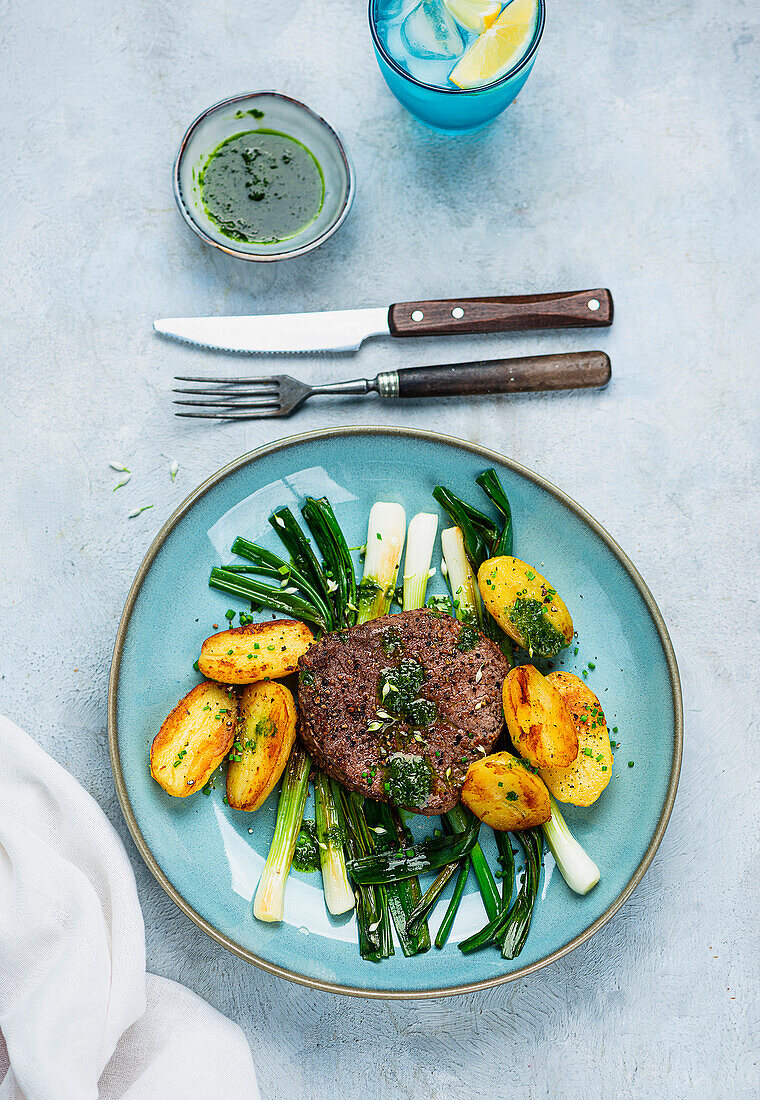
[1,2,758,1097]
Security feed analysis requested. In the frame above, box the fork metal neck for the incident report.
[309,371,399,399]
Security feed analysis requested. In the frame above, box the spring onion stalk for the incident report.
[475,469,514,557]
[457,903,510,954]
[433,486,493,568]
[444,805,500,922]
[314,771,354,916]
[500,829,543,959]
[542,794,600,895]
[339,788,394,961]
[230,536,334,627]
[268,506,336,625]
[495,830,515,909]
[441,526,483,626]
[253,746,311,922]
[402,512,439,612]
[439,503,513,660]
[318,499,358,622]
[356,502,407,624]
[300,496,358,627]
[223,563,283,579]
[457,829,542,957]
[366,802,430,955]
[208,568,328,631]
[434,860,469,948]
[385,804,431,954]
[436,486,499,544]
[405,860,460,936]
[347,812,480,884]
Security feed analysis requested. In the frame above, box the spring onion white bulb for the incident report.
[315,772,354,916]
[441,526,483,625]
[402,512,439,611]
[542,794,600,895]
[253,747,311,922]
[356,502,407,623]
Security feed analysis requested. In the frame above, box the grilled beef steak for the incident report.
[297,609,509,814]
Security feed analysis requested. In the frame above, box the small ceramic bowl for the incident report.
[174,92,355,262]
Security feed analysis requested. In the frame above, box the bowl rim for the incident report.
[108,425,683,1000]
[173,91,355,263]
[368,0,546,97]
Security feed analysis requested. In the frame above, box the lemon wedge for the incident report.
[449,0,538,89]
[443,0,501,34]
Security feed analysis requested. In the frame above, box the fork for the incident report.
[172,350,611,420]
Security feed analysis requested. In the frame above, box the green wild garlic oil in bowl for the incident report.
[174,92,355,261]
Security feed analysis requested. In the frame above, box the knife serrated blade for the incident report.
[154,307,391,354]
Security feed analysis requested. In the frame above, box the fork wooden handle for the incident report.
[394,351,611,399]
[388,289,613,338]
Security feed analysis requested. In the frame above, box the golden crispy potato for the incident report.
[198,619,313,685]
[461,753,551,831]
[150,681,237,797]
[503,664,579,769]
[226,681,297,811]
[539,671,613,806]
[477,556,573,658]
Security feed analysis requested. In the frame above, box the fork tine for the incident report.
[172,387,280,397]
[174,375,280,384]
[175,410,287,420]
[173,398,280,409]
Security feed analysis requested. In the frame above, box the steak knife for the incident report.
[154,288,613,354]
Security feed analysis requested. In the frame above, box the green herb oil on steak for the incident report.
[199,130,324,245]
[378,657,438,729]
[455,623,479,651]
[292,819,320,873]
[384,753,432,809]
[508,596,567,658]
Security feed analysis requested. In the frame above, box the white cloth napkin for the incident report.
[0,715,260,1100]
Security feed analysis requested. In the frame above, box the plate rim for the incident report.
[107,425,683,1000]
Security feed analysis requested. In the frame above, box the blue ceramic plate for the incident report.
[108,428,682,998]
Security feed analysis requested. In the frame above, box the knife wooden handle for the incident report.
[394,351,611,399]
[388,289,613,338]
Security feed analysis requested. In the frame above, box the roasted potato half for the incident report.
[461,753,551,831]
[198,619,313,685]
[226,681,298,811]
[503,664,579,769]
[539,671,613,806]
[477,556,573,658]
[150,681,237,797]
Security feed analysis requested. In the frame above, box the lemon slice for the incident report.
[449,0,538,89]
[443,0,501,34]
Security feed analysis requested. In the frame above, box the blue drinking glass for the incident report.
[369,0,545,133]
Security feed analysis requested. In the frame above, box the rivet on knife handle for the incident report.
[388,289,613,338]
[392,351,611,399]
